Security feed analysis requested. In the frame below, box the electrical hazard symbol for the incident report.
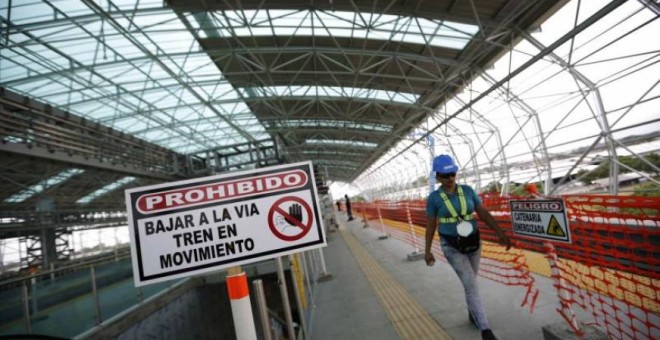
[546,215,566,237]
[268,196,314,241]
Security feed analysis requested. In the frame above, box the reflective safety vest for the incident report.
[438,186,475,223]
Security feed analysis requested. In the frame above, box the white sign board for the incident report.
[125,161,326,286]
[509,199,571,244]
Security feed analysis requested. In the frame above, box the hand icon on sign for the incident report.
[285,203,303,227]
[268,196,313,241]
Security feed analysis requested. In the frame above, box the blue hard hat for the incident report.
[432,154,459,174]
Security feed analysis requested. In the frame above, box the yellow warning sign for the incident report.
[547,215,566,237]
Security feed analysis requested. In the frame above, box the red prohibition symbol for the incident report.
[268,196,313,241]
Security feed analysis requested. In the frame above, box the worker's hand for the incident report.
[425,252,435,266]
[500,234,512,251]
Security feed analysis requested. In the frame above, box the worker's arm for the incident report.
[475,204,511,250]
[425,215,438,265]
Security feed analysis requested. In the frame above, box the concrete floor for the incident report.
[309,213,577,340]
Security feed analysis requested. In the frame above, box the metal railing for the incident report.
[0,249,176,338]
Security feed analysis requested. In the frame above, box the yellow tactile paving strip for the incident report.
[340,228,453,340]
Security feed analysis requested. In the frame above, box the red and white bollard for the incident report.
[227,270,258,340]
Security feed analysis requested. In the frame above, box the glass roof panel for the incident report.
[299,150,365,157]
[192,9,478,50]
[1,2,268,154]
[77,176,136,204]
[216,102,252,115]
[312,159,362,168]
[273,119,392,132]
[4,169,85,203]
[140,32,198,55]
[111,0,163,10]
[192,85,241,101]
[7,1,58,25]
[51,0,96,16]
[240,86,419,104]
[305,139,378,148]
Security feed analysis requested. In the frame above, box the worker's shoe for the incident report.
[469,312,477,327]
[481,329,499,340]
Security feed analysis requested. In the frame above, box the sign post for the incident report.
[125,161,327,286]
[226,266,257,340]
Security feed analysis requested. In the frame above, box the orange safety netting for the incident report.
[352,194,659,340]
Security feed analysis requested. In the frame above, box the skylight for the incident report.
[4,169,84,203]
[240,86,419,105]
[77,177,136,204]
[0,3,268,155]
[274,119,392,132]
[194,9,479,50]
[2,135,25,143]
[299,150,365,156]
[305,139,378,148]
[313,159,361,168]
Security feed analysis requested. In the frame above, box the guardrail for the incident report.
[0,249,137,337]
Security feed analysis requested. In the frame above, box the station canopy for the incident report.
[1,0,659,211]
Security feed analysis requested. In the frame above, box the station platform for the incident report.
[309,212,575,340]
[0,210,622,340]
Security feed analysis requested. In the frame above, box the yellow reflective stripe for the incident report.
[458,186,467,216]
[440,191,458,217]
[438,186,471,224]
[438,215,474,223]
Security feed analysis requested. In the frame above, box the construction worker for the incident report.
[424,154,511,340]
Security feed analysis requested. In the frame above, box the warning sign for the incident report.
[546,215,566,237]
[509,199,571,243]
[125,162,326,286]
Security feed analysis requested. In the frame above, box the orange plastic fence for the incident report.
[353,194,660,340]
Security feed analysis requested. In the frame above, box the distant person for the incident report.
[336,200,341,211]
[524,183,540,197]
[424,154,511,340]
[345,194,354,221]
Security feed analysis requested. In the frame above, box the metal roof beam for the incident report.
[80,0,258,144]
[360,0,626,181]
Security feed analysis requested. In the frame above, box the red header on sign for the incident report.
[510,201,563,212]
[136,169,308,214]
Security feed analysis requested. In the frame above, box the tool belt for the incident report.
[441,229,480,254]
